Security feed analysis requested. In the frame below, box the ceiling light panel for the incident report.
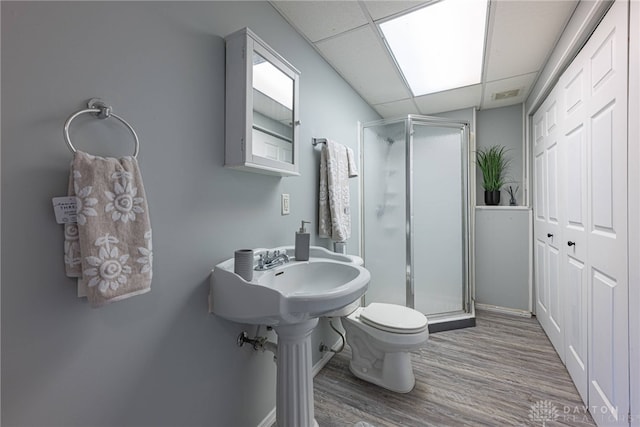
[379,0,489,96]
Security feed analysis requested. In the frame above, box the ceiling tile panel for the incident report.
[481,72,538,110]
[316,26,411,106]
[271,1,368,42]
[414,85,482,115]
[373,98,420,119]
[363,1,426,21]
[485,0,577,81]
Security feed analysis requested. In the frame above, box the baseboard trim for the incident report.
[475,303,532,318]
[257,407,276,427]
[256,337,342,427]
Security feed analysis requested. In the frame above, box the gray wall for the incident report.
[476,104,524,206]
[0,2,379,426]
[473,104,530,312]
[475,209,530,311]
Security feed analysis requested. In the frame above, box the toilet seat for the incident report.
[359,303,428,334]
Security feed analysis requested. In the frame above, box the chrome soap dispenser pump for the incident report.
[295,220,311,261]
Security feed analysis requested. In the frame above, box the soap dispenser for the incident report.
[295,220,311,261]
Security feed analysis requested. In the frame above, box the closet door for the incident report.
[584,2,629,424]
[533,108,548,325]
[560,55,589,403]
[533,3,629,423]
[533,88,564,360]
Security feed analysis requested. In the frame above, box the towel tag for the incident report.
[52,196,78,224]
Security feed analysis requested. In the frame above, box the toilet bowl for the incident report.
[322,254,428,392]
[337,301,429,393]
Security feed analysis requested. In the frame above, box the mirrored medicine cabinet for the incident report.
[225,28,300,176]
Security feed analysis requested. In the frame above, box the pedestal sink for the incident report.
[209,249,370,427]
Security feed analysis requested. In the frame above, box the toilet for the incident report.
[337,300,428,393]
[329,255,429,393]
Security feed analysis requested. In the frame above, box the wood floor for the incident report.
[312,310,595,426]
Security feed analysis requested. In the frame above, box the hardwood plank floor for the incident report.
[312,310,595,426]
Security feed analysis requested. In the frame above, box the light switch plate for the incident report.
[281,194,290,215]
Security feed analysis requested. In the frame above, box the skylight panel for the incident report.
[379,0,488,96]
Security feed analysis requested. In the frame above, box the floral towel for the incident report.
[63,151,152,307]
[318,140,355,242]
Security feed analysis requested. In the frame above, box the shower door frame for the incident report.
[360,114,474,321]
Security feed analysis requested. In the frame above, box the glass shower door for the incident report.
[361,115,472,322]
[410,122,468,316]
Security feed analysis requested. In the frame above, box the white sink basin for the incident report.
[209,247,370,427]
[209,252,370,326]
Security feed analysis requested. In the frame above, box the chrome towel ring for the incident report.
[63,98,140,158]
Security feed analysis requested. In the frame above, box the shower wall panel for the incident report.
[362,124,407,306]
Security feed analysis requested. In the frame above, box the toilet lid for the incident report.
[359,303,428,334]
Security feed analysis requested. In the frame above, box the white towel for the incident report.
[63,151,152,307]
[318,140,356,242]
[346,146,359,177]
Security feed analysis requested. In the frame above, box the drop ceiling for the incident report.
[270,0,578,118]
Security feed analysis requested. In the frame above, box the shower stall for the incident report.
[360,115,474,330]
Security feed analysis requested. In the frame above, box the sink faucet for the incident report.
[255,250,290,271]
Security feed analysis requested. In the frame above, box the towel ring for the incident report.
[63,98,139,158]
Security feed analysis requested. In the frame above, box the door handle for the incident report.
[567,241,576,247]
[547,233,553,238]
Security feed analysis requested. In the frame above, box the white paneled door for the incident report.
[533,86,564,361]
[533,2,629,425]
[560,43,589,404]
[584,2,629,424]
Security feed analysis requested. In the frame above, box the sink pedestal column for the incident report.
[273,319,319,427]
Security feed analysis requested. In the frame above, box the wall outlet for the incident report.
[281,193,290,215]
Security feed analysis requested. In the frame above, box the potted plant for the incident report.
[476,145,510,206]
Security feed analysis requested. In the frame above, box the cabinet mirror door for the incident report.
[251,51,295,165]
